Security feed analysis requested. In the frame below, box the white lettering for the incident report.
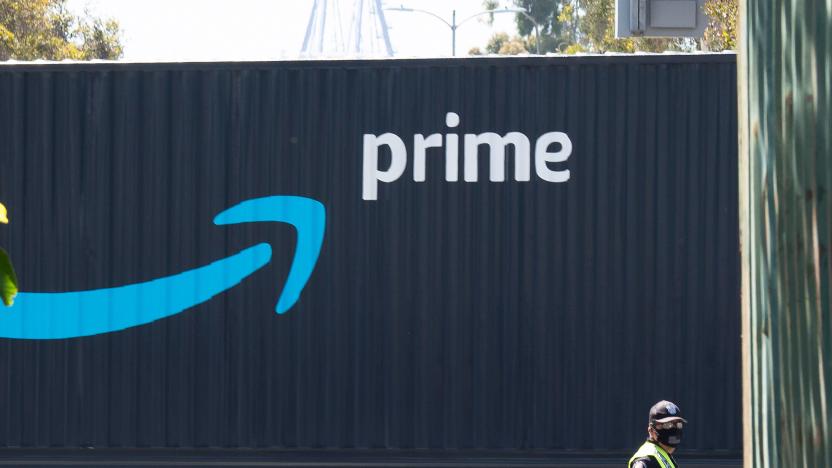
[463,132,531,182]
[535,132,572,183]
[445,134,459,182]
[361,114,572,200]
[362,133,407,201]
[445,112,460,181]
[413,134,443,182]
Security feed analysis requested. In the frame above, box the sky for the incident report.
[64,0,523,61]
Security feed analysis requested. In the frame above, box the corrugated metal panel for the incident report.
[0,56,739,456]
[740,0,832,465]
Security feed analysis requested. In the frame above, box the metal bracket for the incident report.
[617,0,706,38]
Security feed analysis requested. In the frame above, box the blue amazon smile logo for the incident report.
[0,196,326,340]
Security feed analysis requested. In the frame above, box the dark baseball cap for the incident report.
[649,400,688,424]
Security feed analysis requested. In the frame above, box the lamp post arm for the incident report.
[385,7,453,29]
[385,6,543,55]
[455,9,508,27]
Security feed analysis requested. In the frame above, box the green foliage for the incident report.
[485,31,529,55]
[74,16,122,59]
[525,32,560,53]
[515,0,574,52]
[562,42,586,54]
[578,0,634,52]
[512,0,556,37]
[482,0,571,53]
[0,203,16,307]
[480,0,736,54]
[498,37,528,54]
[0,0,123,61]
[703,0,737,51]
[481,0,499,25]
[485,31,509,53]
[0,248,17,307]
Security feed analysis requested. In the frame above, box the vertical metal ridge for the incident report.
[741,0,832,464]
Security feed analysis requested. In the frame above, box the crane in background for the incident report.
[301,0,394,57]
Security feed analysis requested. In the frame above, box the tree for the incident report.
[485,31,529,55]
[577,0,633,52]
[703,0,737,51]
[480,0,657,54]
[0,0,122,61]
[513,0,572,52]
[481,0,569,53]
[480,0,737,54]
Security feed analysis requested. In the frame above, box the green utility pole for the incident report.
[739,0,832,466]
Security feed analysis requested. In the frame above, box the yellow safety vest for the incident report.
[628,441,676,468]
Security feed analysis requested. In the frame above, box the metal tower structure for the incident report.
[301,0,394,57]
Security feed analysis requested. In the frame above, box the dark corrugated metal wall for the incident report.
[0,56,739,455]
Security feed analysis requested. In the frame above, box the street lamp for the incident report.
[385,5,541,56]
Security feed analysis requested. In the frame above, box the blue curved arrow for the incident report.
[0,196,326,340]
[214,195,326,315]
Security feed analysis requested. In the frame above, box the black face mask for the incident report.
[655,426,683,447]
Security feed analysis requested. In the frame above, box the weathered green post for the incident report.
[739,0,832,466]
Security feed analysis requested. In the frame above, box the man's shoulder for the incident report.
[630,456,662,468]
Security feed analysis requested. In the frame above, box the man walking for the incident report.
[628,400,687,468]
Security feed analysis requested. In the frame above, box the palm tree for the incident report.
[0,203,19,307]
